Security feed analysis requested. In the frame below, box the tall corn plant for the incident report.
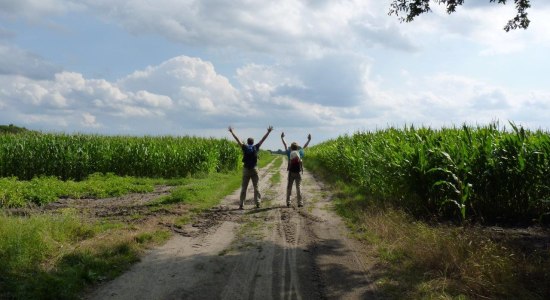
[307,122,550,224]
[0,133,241,180]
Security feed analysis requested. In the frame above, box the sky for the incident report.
[1,0,549,150]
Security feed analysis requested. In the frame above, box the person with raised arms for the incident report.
[229,125,274,209]
[281,132,311,207]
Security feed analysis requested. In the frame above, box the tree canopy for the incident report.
[389,0,531,31]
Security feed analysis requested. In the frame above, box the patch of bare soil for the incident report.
[5,185,179,224]
[85,160,381,300]
[43,185,176,220]
[483,226,550,258]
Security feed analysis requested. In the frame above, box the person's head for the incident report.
[290,142,299,151]
[247,137,254,145]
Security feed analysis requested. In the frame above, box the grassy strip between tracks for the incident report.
[0,153,276,299]
[306,162,550,300]
[269,155,284,185]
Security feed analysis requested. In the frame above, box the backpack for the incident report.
[242,144,258,169]
[288,150,302,173]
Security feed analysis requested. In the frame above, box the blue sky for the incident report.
[1,0,549,150]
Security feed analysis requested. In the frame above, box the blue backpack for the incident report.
[242,144,258,169]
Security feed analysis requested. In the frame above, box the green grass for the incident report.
[270,171,281,185]
[0,173,158,208]
[257,150,276,168]
[0,211,95,275]
[269,156,283,185]
[152,172,242,210]
[0,210,171,300]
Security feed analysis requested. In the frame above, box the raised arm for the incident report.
[228,126,243,147]
[303,134,312,149]
[281,132,288,150]
[257,125,274,147]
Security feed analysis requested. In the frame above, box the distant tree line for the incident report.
[0,124,32,134]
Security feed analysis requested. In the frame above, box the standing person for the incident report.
[229,125,274,209]
[281,132,312,207]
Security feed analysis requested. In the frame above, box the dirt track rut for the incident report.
[87,159,377,300]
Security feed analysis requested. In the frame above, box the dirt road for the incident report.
[87,159,378,300]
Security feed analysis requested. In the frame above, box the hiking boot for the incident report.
[256,203,260,209]
[298,203,304,207]
[286,202,291,208]
[238,205,244,210]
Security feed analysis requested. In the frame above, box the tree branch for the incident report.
[388,0,530,31]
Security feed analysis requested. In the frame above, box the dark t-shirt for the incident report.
[242,144,260,169]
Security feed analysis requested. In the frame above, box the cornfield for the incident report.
[0,133,241,180]
[307,123,550,224]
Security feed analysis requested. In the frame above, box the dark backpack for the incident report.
[242,144,258,169]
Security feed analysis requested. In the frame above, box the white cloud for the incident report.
[132,90,172,108]
[0,55,267,132]
[394,2,550,56]
[0,52,549,149]
[0,70,166,120]
[2,0,416,58]
[119,56,245,116]
[22,113,69,127]
[236,53,371,108]
[81,112,100,128]
[360,72,550,130]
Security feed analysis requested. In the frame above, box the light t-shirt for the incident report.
[285,147,304,159]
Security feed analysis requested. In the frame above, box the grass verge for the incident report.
[307,163,550,299]
[0,210,170,299]
[152,172,243,211]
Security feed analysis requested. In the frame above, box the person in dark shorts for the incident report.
[229,125,274,209]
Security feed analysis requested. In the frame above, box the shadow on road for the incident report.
[88,234,386,300]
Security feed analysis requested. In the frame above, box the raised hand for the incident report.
[258,126,274,147]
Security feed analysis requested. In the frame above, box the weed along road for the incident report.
[87,158,376,300]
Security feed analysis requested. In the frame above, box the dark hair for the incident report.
[247,138,254,145]
[290,142,299,150]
